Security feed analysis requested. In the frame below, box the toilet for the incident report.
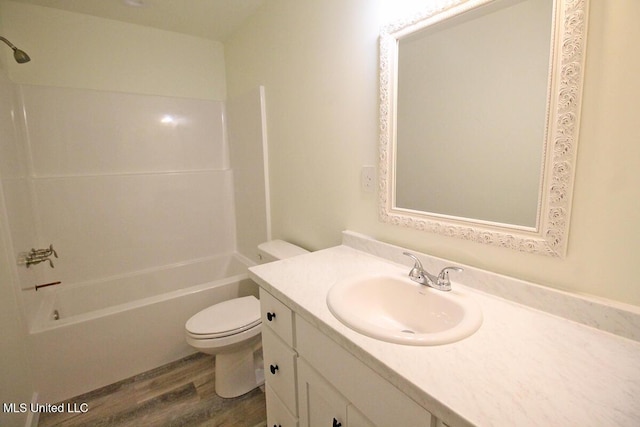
[185,240,308,398]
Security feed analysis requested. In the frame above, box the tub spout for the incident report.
[35,281,62,291]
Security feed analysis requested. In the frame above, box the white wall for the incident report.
[226,0,381,250]
[0,1,226,100]
[228,86,271,262]
[226,0,640,306]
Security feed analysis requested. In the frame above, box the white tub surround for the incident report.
[10,85,236,325]
[249,231,640,427]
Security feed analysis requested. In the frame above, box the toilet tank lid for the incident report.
[258,240,309,260]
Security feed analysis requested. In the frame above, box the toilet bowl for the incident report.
[185,240,308,398]
[185,295,263,398]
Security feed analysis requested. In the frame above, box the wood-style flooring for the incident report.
[38,353,266,427]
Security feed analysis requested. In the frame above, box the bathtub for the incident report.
[27,253,258,404]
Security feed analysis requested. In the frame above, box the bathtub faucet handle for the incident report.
[20,243,58,268]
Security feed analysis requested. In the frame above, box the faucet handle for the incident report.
[403,252,422,268]
[402,252,424,280]
[437,266,463,288]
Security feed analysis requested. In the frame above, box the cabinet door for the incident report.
[296,316,432,427]
[347,404,375,427]
[266,384,299,427]
[298,359,347,427]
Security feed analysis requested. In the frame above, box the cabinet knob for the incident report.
[266,312,276,321]
[270,364,279,375]
[332,418,342,427]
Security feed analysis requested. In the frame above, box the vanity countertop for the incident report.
[249,242,640,427]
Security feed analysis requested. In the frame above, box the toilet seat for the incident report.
[185,295,261,340]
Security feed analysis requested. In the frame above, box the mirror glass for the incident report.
[396,0,552,228]
[379,0,588,257]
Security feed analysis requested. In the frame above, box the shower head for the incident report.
[13,48,30,63]
[0,36,31,64]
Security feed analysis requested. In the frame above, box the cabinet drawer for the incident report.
[263,325,298,415]
[296,315,432,427]
[260,288,295,346]
[266,384,299,427]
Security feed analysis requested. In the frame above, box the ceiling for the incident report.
[6,0,265,41]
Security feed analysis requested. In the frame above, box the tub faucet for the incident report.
[20,244,58,268]
[402,252,463,292]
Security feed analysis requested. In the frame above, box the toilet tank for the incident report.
[257,240,309,263]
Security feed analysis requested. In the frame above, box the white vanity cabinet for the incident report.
[260,288,434,427]
[252,235,640,426]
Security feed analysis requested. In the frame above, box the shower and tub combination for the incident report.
[0,56,271,403]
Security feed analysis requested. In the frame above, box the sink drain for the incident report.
[401,329,415,334]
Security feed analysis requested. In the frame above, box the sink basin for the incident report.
[327,274,482,345]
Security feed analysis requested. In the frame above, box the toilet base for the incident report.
[215,345,264,398]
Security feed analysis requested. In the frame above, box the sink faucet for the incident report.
[403,252,463,292]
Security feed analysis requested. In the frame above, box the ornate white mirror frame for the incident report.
[379,0,589,257]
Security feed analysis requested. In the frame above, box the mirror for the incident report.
[379,0,589,257]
